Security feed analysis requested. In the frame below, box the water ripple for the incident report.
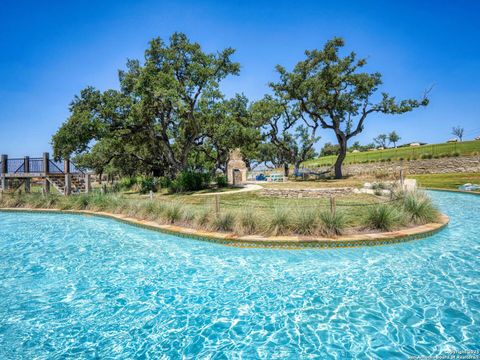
[0,191,479,359]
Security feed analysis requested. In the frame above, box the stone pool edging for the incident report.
[0,207,449,249]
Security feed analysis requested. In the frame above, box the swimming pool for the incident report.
[0,191,479,359]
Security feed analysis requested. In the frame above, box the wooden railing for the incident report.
[0,153,85,175]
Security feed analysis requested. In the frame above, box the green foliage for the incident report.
[115,177,137,191]
[165,203,183,224]
[52,33,260,178]
[318,210,346,236]
[371,182,388,190]
[182,210,196,223]
[213,212,236,232]
[373,134,388,148]
[238,209,260,234]
[320,142,340,156]
[304,140,480,167]
[269,208,290,235]
[402,192,439,224]
[169,171,211,193]
[251,95,319,174]
[294,209,318,235]
[137,176,157,194]
[140,201,165,220]
[388,131,401,147]
[196,209,211,228]
[216,175,228,188]
[364,204,403,231]
[272,37,428,178]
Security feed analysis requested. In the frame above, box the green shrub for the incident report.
[182,209,196,223]
[157,177,172,189]
[169,171,211,193]
[269,208,290,236]
[420,153,433,159]
[403,192,439,224]
[137,176,157,194]
[238,209,259,234]
[216,175,228,188]
[70,193,90,209]
[165,203,183,224]
[319,210,346,236]
[196,209,211,228]
[213,212,236,232]
[372,182,387,190]
[140,200,164,220]
[364,204,403,231]
[114,177,137,192]
[294,209,319,235]
[86,193,118,211]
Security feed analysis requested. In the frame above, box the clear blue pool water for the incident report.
[0,191,479,359]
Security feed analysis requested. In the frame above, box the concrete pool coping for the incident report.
[0,207,449,249]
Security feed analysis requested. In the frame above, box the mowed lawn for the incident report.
[304,140,480,167]
[411,173,480,191]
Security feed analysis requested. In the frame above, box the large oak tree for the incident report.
[271,37,429,178]
[52,33,258,177]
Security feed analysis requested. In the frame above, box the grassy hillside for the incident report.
[304,140,480,167]
[411,173,480,191]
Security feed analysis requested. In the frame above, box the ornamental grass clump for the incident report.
[182,209,196,223]
[402,191,439,224]
[237,208,260,235]
[0,193,27,208]
[364,203,404,231]
[213,212,236,232]
[294,209,319,235]
[85,193,117,211]
[195,209,211,229]
[269,208,290,236]
[139,200,165,220]
[165,203,183,224]
[318,210,346,236]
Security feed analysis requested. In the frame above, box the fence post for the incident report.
[215,194,220,215]
[85,174,91,193]
[1,154,7,174]
[330,196,336,216]
[1,154,7,191]
[43,152,50,194]
[399,168,404,190]
[64,174,71,196]
[24,156,30,193]
[64,158,70,174]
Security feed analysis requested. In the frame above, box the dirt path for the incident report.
[192,184,263,196]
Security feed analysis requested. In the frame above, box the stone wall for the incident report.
[314,156,480,176]
[262,187,354,198]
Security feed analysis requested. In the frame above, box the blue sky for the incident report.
[1,0,479,156]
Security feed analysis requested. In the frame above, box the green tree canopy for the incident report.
[52,33,259,177]
[388,131,401,147]
[251,95,319,176]
[271,37,429,178]
[373,134,388,148]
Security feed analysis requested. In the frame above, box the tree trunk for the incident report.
[334,139,347,179]
[294,162,300,176]
[283,163,289,177]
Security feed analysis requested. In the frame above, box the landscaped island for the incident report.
[0,179,446,247]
